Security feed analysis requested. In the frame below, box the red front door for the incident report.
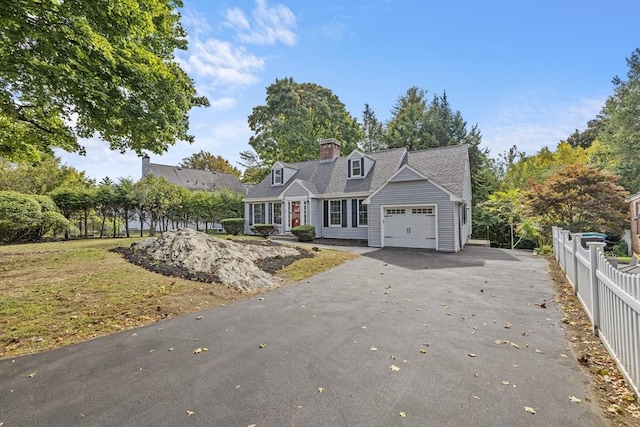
[291,201,301,228]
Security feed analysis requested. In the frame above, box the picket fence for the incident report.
[552,226,639,398]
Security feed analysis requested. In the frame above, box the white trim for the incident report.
[328,200,342,227]
[380,203,438,250]
[357,199,369,227]
[244,197,281,203]
[321,191,371,199]
[349,158,363,179]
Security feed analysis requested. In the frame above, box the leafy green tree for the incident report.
[0,191,42,243]
[0,0,208,162]
[96,179,118,237]
[114,178,136,237]
[132,175,181,235]
[386,86,429,151]
[598,48,640,192]
[529,164,629,235]
[50,186,96,239]
[479,188,537,249]
[360,103,386,152]
[238,150,268,184]
[180,151,241,177]
[0,156,94,194]
[566,117,606,149]
[247,77,363,165]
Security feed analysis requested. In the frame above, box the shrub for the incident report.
[611,240,629,257]
[0,191,43,243]
[291,224,315,242]
[534,244,553,256]
[250,224,277,238]
[221,218,245,235]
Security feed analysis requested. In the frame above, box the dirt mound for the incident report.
[122,229,310,292]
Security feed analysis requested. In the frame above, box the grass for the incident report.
[0,235,356,359]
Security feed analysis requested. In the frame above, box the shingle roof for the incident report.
[406,144,469,198]
[148,163,246,193]
[246,144,469,199]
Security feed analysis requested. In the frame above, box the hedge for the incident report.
[291,224,316,242]
[220,218,245,235]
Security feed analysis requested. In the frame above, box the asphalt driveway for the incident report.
[0,246,604,426]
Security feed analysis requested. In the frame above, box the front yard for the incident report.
[0,236,356,358]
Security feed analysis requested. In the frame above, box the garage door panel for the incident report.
[384,206,436,249]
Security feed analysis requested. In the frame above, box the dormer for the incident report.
[347,150,374,179]
[270,161,297,186]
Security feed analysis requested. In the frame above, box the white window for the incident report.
[253,204,265,224]
[412,207,434,215]
[358,200,368,226]
[386,208,405,215]
[273,168,283,185]
[351,159,361,177]
[330,200,342,226]
[273,203,282,224]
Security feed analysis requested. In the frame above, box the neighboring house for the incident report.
[244,139,472,252]
[141,155,247,193]
[626,192,640,255]
[131,156,247,233]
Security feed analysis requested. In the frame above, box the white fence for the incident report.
[552,226,640,399]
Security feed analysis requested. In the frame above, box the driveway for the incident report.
[0,246,604,426]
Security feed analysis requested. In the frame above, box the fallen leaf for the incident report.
[390,365,400,372]
[399,412,406,418]
[524,406,536,414]
[193,348,203,354]
[168,347,174,351]
[186,410,195,416]
[317,387,324,393]
[419,349,427,354]
[472,396,480,400]
[569,396,582,403]
[502,381,510,385]
[195,316,203,320]
[370,347,378,351]
[467,353,477,357]
[248,424,256,427]
[26,373,35,378]
[607,404,622,413]
[535,349,544,354]
[258,344,266,349]
[510,342,520,349]
[560,354,568,358]
[504,322,512,329]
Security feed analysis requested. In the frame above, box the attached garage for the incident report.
[383,205,437,249]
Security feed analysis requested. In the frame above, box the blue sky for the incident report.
[57,0,640,182]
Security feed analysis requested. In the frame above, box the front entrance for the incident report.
[291,201,301,228]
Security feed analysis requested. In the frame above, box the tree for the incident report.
[0,191,42,243]
[529,164,629,235]
[598,49,640,192]
[180,151,241,177]
[360,103,386,152]
[238,150,268,184]
[385,87,430,151]
[566,118,606,149]
[132,175,181,236]
[478,188,537,249]
[114,178,136,237]
[0,0,208,162]
[0,155,94,194]
[247,77,363,165]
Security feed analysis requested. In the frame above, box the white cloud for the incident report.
[209,97,238,110]
[226,0,297,46]
[481,93,605,158]
[179,39,264,87]
[321,17,349,42]
[181,9,211,36]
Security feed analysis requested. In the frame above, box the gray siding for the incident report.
[283,182,309,198]
[320,197,368,240]
[310,199,323,237]
[368,180,457,252]
[391,168,423,182]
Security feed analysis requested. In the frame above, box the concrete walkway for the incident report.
[0,246,604,426]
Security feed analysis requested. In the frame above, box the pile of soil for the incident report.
[113,229,311,292]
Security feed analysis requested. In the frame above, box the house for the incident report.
[626,192,640,255]
[132,156,247,233]
[141,155,247,194]
[243,139,472,252]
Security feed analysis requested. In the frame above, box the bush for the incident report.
[0,191,43,243]
[221,218,245,235]
[534,244,553,256]
[250,224,277,238]
[291,224,315,242]
[611,240,629,257]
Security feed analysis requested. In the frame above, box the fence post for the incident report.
[560,229,570,277]
[571,233,582,296]
[588,241,606,336]
[552,226,558,259]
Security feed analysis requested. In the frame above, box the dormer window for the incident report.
[348,158,364,178]
[272,168,283,185]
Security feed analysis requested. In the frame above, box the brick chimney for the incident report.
[319,138,341,161]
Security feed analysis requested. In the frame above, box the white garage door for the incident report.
[383,206,436,249]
